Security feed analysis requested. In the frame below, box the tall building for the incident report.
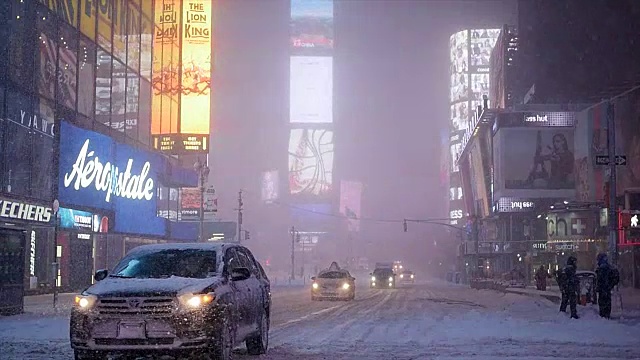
[0,0,202,314]
[489,25,518,110]
[448,29,500,226]
[288,0,336,274]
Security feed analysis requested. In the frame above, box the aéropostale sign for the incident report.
[57,122,165,236]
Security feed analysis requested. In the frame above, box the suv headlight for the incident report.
[371,276,376,282]
[74,294,98,311]
[178,293,215,309]
[342,283,350,290]
[312,282,319,289]
[388,277,393,282]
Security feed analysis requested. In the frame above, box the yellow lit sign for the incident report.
[38,0,78,27]
[152,134,208,154]
[180,0,212,135]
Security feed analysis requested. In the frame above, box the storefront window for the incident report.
[36,6,56,101]
[9,0,35,92]
[31,98,55,201]
[78,37,96,117]
[3,91,33,196]
[140,15,152,80]
[138,78,151,145]
[56,20,78,111]
[111,59,126,133]
[126,69,140,141]
[95,48,112,129]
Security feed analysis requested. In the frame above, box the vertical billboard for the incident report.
[339,181,363,232]
[152,0,211,154]
[289,0,334,206]
[448,28,499,220]
[261,170,280,203]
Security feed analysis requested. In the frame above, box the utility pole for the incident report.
[237,190,243,243]
[607,102,619,266]
[290,226,296,280]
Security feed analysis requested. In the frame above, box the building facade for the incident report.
[0,0,200,313]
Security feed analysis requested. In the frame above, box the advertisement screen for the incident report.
[450,73,468,103]
[290,56,333,123]
[468,141,490,217]
[501,128,575,190]
[290,0,334,51]
[339,181,363,232]
[469,29,500,71]
[288,128,334,197]
[58,122,166,236]
[471,73,489,102]
[58,207,110,233]
[450,142,462,173]
[451,102,469,132]
[180,0,212,135]
[152,0,181,136]
[261,170,279,202]
[449,30,468,74]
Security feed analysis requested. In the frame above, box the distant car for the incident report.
[399,270,415,284]
[370,268,396,289]
[311,268,355,301]
[69,243,271,360]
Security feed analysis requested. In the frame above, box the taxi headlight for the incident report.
[411,274,414,279]
[371,276,376,282]
[312,283,319,289]
[389,277,393,282]
[74,294,97,311]
[178,293,215,309]
[342,283,350,290]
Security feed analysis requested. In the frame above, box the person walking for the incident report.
[535,265,551,291]
[557,256,580,319]
[595,253,620,319]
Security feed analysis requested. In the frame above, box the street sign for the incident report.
[595,155,627,166]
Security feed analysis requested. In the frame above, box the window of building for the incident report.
[78,37,96,117]
[95,48,112,129]
[113,3,127,64]
[0,84,5,191]
[0,1,10,82]
[9,0,35,92]
[97,5,112,53]
[36,6,57,101]
[3,91,33,196]
[79,0,97,41]
[126,69,140,141]
[140,15,152,80]
[111,59,127,133]
[127,0,141,74]
[138,78,151,146]
[31,98,55,201]
[57,21,78,111]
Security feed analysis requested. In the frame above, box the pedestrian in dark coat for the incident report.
[595,253,620,319]
[535,265,551,291]
[559,256,580,319]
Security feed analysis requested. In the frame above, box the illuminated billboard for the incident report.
[288,129,334,197]
[290,56,333,124]
[261,170,280,203]
[151,0,212,154]
[339,181,363,232]
[290,0,334,52]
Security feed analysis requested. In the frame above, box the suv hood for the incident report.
[86,276,223,298]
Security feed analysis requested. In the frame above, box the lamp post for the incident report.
[194,158,210,242]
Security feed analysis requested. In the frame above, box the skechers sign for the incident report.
[58,122,165,236]
[0,198,52,224]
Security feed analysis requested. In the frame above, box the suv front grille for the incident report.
[96,297,176,316]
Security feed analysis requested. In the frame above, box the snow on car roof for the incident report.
[125,242,235,255]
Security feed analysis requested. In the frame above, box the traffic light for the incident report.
[403,219,408,232]
[245,231,251,240]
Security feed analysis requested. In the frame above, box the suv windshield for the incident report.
[318,271,348,279]
[111,249,217,279]
[373,269,394,277]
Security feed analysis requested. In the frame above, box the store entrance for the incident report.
[69,235,93,291]
[0,229,26,315]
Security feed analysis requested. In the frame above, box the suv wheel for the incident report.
[74,350,107,360]
[209,314,233,360]
[246,310,269,355]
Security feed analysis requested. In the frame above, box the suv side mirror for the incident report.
[311,276,316,281]
[369,273,372,276]
[230,267,251,281]
[94,269,109,282]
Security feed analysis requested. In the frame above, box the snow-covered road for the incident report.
[2,281,640,359]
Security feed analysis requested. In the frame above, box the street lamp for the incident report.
[194,158,210,242]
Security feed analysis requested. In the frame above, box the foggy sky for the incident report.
[209,0,516,265]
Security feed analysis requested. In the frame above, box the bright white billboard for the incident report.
[290,56,333,123]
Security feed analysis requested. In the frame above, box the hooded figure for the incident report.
[559,256,580,319]
[595,253,620,319]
